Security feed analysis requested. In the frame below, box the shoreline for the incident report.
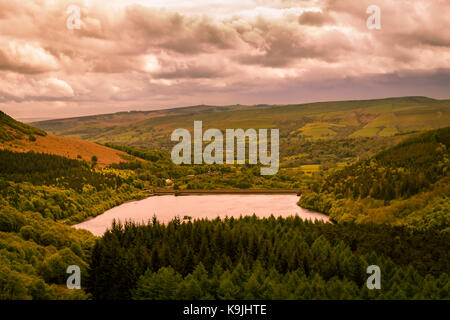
[147,189,303,196]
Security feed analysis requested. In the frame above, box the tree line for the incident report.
[321,127,449,200]
[0,149,124,192]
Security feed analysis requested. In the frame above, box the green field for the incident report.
[34,97,450,143]
[33,96,450,169]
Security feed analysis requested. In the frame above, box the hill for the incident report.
[32,97,450,168]
[321,127,450,200]
[33,96,450,145]
[0,115,152,299]
[300,127,450,231]
[0,111,134,166]
[0,148,145,299]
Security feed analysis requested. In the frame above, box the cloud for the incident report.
[298,11,334,26]
[0,74,74,102]
[0,0,448,118]
[0,41,60,74]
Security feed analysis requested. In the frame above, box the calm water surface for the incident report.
[74,194,329,236]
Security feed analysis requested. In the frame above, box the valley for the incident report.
[0,96,449,300]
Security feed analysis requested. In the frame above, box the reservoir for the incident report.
[73,194,329,236]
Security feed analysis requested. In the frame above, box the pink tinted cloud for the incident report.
[0,0,449,118]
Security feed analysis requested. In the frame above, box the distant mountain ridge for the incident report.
[32,96,445,124]
[32,96,450,152]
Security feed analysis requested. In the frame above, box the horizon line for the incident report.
[17,95,448,124]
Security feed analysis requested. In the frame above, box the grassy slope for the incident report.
[34,97,450,146]
[0,114,148,299]
[0,111,135,166]
[299,127,450,231]
[31,96,449,169]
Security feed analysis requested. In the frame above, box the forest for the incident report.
[0,149,145,299]
[87,217,450,299]
[299,127,450,231]
[0,149,123,192]
[106,143,311,190]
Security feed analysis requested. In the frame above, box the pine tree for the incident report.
[218,272,239,299]
[175,274,204,299]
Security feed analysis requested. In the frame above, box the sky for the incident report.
[0,0,449,119]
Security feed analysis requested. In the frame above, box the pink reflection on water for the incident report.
[73,194,329,236]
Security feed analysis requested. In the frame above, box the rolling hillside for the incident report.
[0,111,134,166]
[321,127,450,200]
[300,127,450,231]
[32,97,450,168]
[34,97,450,147]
